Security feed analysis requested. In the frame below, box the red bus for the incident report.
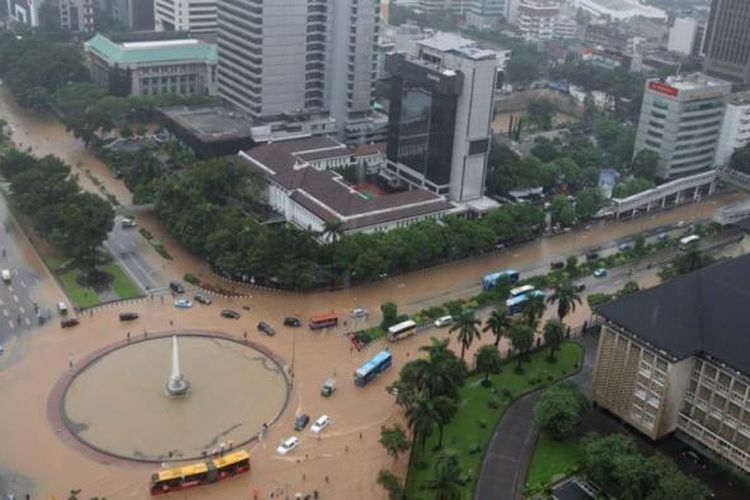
[309,312,338,330]
[150,450,250,495]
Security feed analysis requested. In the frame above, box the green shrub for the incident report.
[184,273,199,285]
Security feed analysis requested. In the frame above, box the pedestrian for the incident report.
[305,453,309,460]
[359,432,362,440]
[345,445,348,453]
[127,332,130,342]
[302,473,306,481]
[244,331,248,340]
[169,320,173,326]
[144,330,148,339]
[68,355,73,369]
[325,475,329,484]
[160,296,164,304]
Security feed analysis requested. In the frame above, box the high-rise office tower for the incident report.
[216,0,381,143]
[703,0,750,84]
[155,0,217,34]
[385,33,498,203]
[633,74,731,180]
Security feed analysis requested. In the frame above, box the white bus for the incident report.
[679,235,700,250]
[387,320,417,341]
[509,285,535,298]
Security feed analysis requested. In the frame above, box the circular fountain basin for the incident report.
[61,334,289,462]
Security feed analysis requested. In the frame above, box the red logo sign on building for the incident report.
[648,81,679,97]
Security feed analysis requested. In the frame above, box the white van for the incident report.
[58,302,69,315]
[1,269,11,283]
[434,315,453,328]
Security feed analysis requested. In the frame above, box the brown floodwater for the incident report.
[63,335,288,462]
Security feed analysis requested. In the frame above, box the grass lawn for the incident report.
[405,341,583,500]
[57,267,100,309]
[525,432,582,494]
[100,262,142,300]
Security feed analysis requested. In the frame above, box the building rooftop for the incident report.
[728,90,750,106]
[240,137,451,231]
[657,73,731,91]
[85,33,217,65]
[597,253,750,375]
[159,105,253,142]
[418,32,496,60]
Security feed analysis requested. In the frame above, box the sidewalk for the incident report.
[474,335,598,500]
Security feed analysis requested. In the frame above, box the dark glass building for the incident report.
[703,0,750,84]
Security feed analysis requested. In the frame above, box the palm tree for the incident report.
[475,344,502,383]
[522,293,547,329]
[543,319,565,361]
[416,337,467,399]
[483,306,511,349]
[547,280,582,322]
[321,219,344,287]
[509,323,535,371]
[424,449,463,500]
[449,310,481,360]
[432,395,458,449]
[405,395,439,456]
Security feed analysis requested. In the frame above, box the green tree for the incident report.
[565,255,578,275]
[612,177,654,198]
[377,469,405,500]
[521,293,546,329]
[575,188,605,221]
[542,319,565,361]
[379,424,410,460]
[424,449,464,500]
[551,194,576,227]
[506,53,540,86]
[449,310,481,360]
[617,281,640,298]
[729,144,750,173]
[534,382,587,439]
[631,149,660,181]
[547,280,582,321]
[475,344,502,383]
[406,394,437,455]
[380,302,399,329]
[483,306,511,349]
[509,323,534,371]
[526,97,557,130]
[56,192,116,275]
[659,248,714,281]
[432,395,458,449]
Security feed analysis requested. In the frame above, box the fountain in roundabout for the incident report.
[55,332,290,462]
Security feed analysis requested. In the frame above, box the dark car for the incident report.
[194,293,212,305]
[61,318,80,328]
[550,260,564,270]
[294,414,310,431]
[258,321,276,336]
[119,312,139,321]
[682,448,706,467]
[169,281,185,294]
[585,251,599,261]
[221,309,240,319]
[574,283,586,292]
[284,316,302,327]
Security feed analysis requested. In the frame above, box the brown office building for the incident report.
[703,0,750,84]
[592,253,750,474]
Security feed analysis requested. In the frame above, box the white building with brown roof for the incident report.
[239,137,455,238]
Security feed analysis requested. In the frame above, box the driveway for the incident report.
[474,335,598,500]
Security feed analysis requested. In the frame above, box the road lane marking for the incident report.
[19,280,25,287]
[0,298,4,306]
[8,320,12,328]
[19,306,24,313]
[12,294,18,303]
[25,318,31,326]
[2,309,7,317]
[7,285,12,292]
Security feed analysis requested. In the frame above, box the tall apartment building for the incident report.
[6,0,42,26]
[60,0,95,32]
[155,0,216,34]
[418,0,469,12]
[633,73,731,180]
[703,0,750,84]
[715,91,750,166]
[465,0,507,28]
[101,0,155,31]
[517,0,559,41]
[384,33,498,203]
[217,0,382,144]
[667,17,703,56]
[592,253,750,474]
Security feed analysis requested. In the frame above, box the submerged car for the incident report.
[310,415,331,434]
[221,309,240,319]
[276,436,300,455]
[593,268,607,278]
[174,298,193,308]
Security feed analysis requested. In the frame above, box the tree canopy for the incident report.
[534,381,587,439]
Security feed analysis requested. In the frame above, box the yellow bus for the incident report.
[150,450,250,495]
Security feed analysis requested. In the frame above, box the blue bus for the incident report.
[506,290,545,314]
[354,350,393,387]
[481,269,520,290]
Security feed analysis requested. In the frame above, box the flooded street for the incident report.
[0,85,749,499]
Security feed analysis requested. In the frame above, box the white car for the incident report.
[276,436,300,455]
[310,415,331,434]
[434,315,453,328]
[1,269,11,283]
[351,308,368,318]
[174,298,193,309]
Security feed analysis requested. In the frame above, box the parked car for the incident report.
[61,318,80,328]
[258,321,276,336]
[682,448,706,467]
[550,260,564,270]
[657,232,670,241]
[434,315,453,328]
[276,436,300,455]
[618,242,633,252]
[310,415,331,434]
[221,309,240,319]
[119,312,139,321]
[121,216,137,228]
[169,281,185,294]
[1,269,11,283]
[113,169,123,179]
[58,302,69,315]
[574,283,586,292]
[174,298,193,308]
[193,293,212,305]
[284,316,302,327]
[294,414,310,431]
[593,268,608,278]
[585,251,599,261]
[320,378,336,397]
[351,308,368,318]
